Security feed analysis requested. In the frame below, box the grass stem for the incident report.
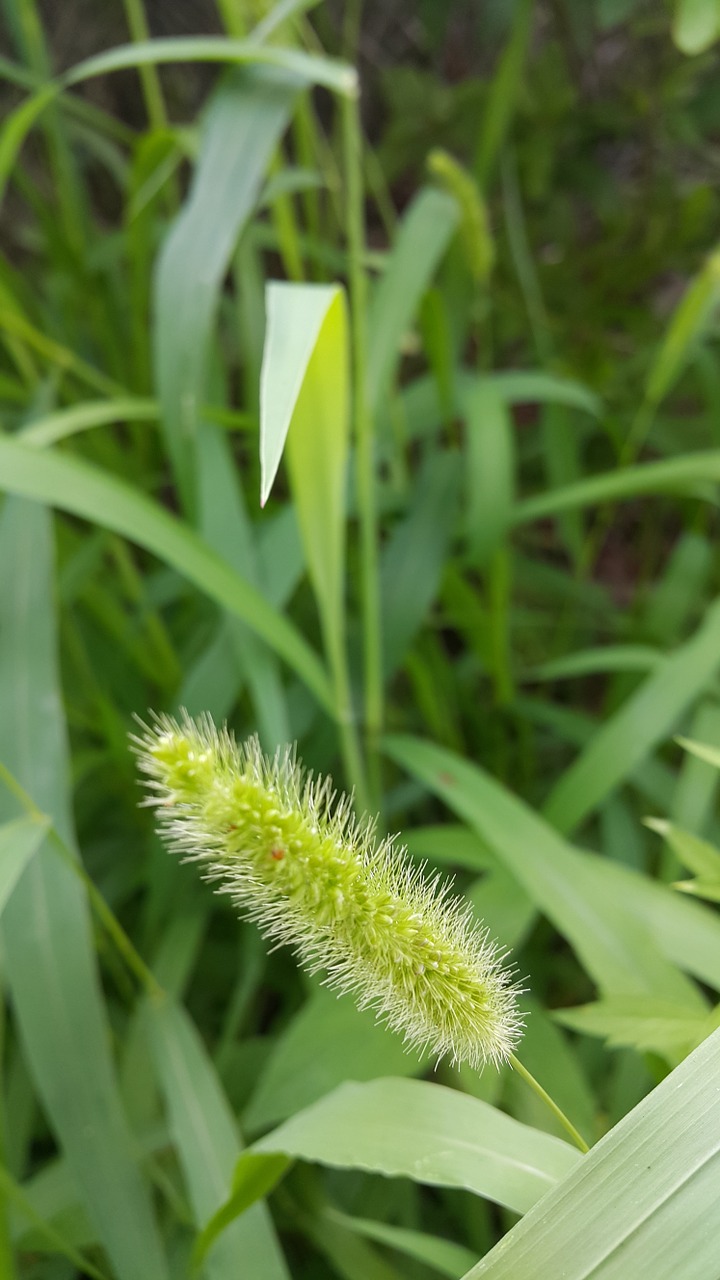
[509,1052,590,1154]
[121,0,168,130]
[342,91,383,807]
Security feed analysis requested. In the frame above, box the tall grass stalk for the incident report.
[120,0,168,129]
[342,90,383,806]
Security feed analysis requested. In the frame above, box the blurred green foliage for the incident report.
[1,1,720,1276]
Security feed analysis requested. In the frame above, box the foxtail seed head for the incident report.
[133,712,523,1068]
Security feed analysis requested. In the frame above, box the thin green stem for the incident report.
[342,0,364,59]
[342,91,383,808]
[0,309,126,398]
[268,150,304,281]
[47,828,164,1000]
[14,0,86,254]
[0,993,18,1280]
[0,1162,109,1280]
[0,761,163,1000]
[509,1052,589,1153]
[489,547,514,706]
[501,150,552,365]
[327,621,370,814]
[293,100,322,270]
[121,0,168,130]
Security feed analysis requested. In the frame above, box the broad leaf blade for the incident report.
[261,283,342,501]
[555,997,718,1057]
[464,379,514,563]
[543,595,720,834]
[513,450,720,524]
[323,1208,477,1280]
[380,452,460,676]
[0,816,48,915]
[249,1078,581,1214]
[367,187,459,411]
[148,997,289,1280]
[260,283,349,657]
[0,498,168,1280]
[64,36,357,96]
[155,68,298,508]
[463,1024,720,1279]
[384,734,699,1000]
[0,438,332,711]
[196,420,290,747]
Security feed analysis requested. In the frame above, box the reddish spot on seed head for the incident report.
[227,823,238,831]
[271,847,285,861]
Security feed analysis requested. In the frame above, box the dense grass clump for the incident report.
[2,2,720,1278]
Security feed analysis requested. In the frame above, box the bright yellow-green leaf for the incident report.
[261,282,349,649]
[673,0,720,53]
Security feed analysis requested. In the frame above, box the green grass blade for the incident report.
[669,702,720,843]
[0,498,168,1280]
[380,369,600,456]
[155,68,298,509]
[542,596,720,835]
[464,378,514,563]
[260,282,349,671]
[646,820,720,881]
[204,1078,581,1254]
[541,404,583,562]
[581,843,720,992]
[645,251,720,410]
[513,450,720,525]
[398,732,720,995]
[243,988,424,1135]
[0,438,332,711]
[366,187,459,412]
[260,282,345,512]
[249,1078,581,1214]
[467,867,537,952]
[523,644,661,683]
[300,1209,404,1280]
[462,1025,720,1280]
[0,84,56,208]
[0,1162,108,1280]
[554,997,717,1058]
[0,816,48,915]
[148,997,290,1279]
[63,36,357,97]
[475,0,534,183]
[628,247,720,454]
[261,280,364,793]
[322,1208,478,1280]
[196,421,290,747]
[484,370,600,416]
[0,304,123,397]
[380,453,460,676]
[675,733,720,770]
[249,0,322,44]
[641,531,712,646]
[383,734,698,1000]
[0,38,354,215]
[192,1154,292,1272]
[18,397,158,447]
